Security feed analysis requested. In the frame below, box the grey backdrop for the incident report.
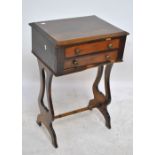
[22,0,133,154]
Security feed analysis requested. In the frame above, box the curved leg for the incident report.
[37,112,58,148]
[88,65,106,109]
[98,107,111,129]
[45,70,55,119]
[36,60,58,148]
[45,70,58,147]
[36,61,47,126]
[88,63,113,129]
[97,63,113,129]
[104,63,113,104]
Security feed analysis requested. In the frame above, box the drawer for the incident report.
[65,39,120,58]
[64,50,118,69]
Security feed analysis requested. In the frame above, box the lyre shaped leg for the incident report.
[88,65,106,109]
[37,61,48,114]
[104,63,113,104]
[88,63,113,129]
[36,60,58,148]
[45,70,55,119]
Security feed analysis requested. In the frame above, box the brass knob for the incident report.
[105,55,110,60]
[72,59,78,65]
[108,43,113,49]
[74,48,80,55]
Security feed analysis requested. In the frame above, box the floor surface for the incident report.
[22,78,132,155]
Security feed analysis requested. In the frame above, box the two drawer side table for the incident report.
[29,15,129,148]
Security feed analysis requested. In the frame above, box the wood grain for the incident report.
[64,50,117,69]
[65,39,120,58]
[30,15,128,46]
[30,16,128,76]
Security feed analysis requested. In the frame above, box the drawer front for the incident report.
[65,39,120,58]
[64,51,118,69]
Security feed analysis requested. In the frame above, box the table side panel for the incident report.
[32,28,58,74]
[117,36,127,61]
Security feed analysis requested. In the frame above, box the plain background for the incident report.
[22,0,133,155]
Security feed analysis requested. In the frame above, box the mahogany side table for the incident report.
[29,15,129,148]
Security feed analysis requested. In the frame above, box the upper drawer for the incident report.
[65,39,120,58]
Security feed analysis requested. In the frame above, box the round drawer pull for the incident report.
[74,48,81,55]
[105,55,110,59]
[108,43,113,49]
[72,59,79,65]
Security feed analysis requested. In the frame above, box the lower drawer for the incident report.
[64,50,118,69]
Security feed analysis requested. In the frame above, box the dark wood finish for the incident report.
[65,38,120,58]
[88,64,113,129]
[29,16,129,148]
[118,36,127,60]
[32,28,58,74]
[29,15,128,76]
[29,15,128,46]
[64,50,117,69]
[98,63,113,128]
[36,60,58,148]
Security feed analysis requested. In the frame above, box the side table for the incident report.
[29,15,129,148]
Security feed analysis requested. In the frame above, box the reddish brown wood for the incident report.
[54,106,91,119]
[64,50,117,69]
[65,39,120,58]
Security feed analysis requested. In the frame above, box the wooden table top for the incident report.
[30,15,128,46]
